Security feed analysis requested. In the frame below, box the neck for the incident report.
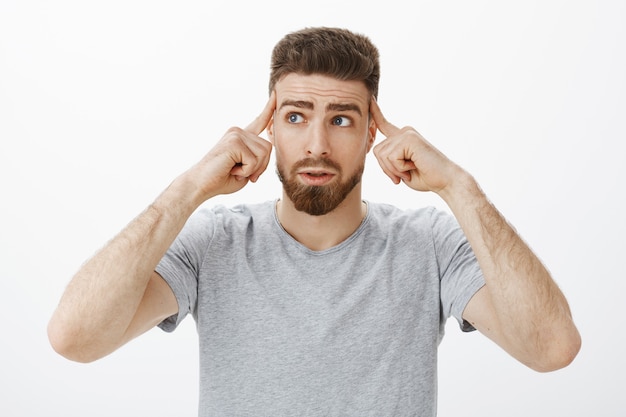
[276,186,367,251]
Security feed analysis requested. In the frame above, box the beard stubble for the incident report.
[276,157,364,216]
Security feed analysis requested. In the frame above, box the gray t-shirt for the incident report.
[156,200,485,417]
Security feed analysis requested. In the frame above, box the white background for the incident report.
[1,0,624,415]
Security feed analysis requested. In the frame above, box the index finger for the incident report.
[245,90,276,135]
[370,97,400,137]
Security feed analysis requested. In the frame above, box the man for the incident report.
[48,27,581,416]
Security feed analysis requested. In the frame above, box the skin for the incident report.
[370,98,581,371]
[47,92,277,362]
[268,73,376,250]
[48,73,580,372]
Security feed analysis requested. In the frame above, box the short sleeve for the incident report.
[156,208,215,332]
[430,208,485,332]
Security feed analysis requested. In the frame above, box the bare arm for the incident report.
[47,186,194,363]
[370,98,581,372]
[440,173,581,372]
[48,93,276,362]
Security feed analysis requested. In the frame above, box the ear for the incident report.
[366,115,377,153]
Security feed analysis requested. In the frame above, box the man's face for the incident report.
[268,73,376,215]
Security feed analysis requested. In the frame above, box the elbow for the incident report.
[47,319,102,364]
[529,327,582,373]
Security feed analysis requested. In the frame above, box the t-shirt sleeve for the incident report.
[156,208,214,332]
[430,208,485,332]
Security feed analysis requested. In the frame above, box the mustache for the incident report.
[291,157,342,173]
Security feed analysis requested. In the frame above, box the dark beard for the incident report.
[276,157,364,216]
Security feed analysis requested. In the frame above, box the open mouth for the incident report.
[298,170,335,185]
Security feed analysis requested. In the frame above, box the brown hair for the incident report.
[269,27,380,98]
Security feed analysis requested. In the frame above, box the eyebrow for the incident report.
[327,102,362,116]
[279,100,314,110]
[279,99,363,116]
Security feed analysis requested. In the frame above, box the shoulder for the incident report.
[365,202,461,244]
[192,200,275,225]
[366,201,451,228]
[175,200,274,243]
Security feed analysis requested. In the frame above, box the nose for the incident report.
[305,121,330,157]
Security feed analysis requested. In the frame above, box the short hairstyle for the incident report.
[269,27,380,99]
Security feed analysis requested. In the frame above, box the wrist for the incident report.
[437,168,483,211]
[155,173,207,218]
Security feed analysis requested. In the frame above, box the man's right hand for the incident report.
[182,92,276,204]
[48,93,277,363]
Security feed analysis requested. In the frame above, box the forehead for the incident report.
[274,73,370,110]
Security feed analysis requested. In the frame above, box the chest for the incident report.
[197,243,442,349]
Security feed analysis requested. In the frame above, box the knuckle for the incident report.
[226,126,242,134]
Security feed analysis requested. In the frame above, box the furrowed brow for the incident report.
[279,100,314,110]
[326,102,362,116]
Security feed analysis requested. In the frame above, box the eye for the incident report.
[331,116,352,127]
[287,113,305,124]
